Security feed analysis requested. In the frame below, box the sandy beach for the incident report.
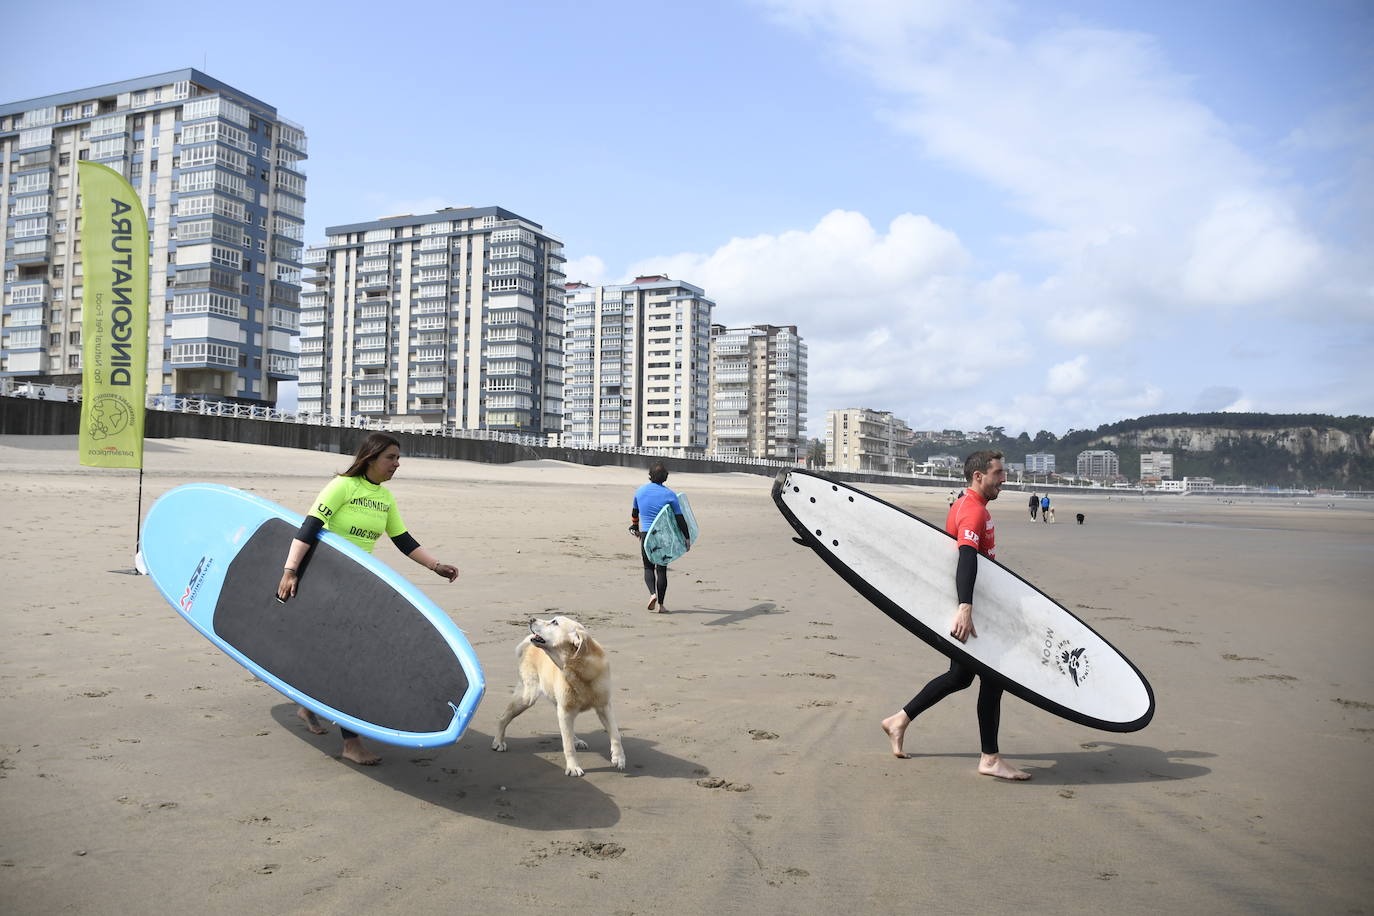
[1,435,1371,915]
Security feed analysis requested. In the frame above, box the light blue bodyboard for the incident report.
[643,492,699,566]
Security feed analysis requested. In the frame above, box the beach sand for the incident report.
[1,436,1371,914]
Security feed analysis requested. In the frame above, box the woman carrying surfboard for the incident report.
[880,450,1032,781]
[276,433,459,765]
[630,462,691,613]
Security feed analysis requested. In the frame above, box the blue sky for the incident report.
[5,0,1371,436]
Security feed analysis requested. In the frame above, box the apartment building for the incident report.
[1,70,306,404]
[299,207,565,432]
[825,407,914,473]
[562,275,713,450]
[1140,450,1174,480]
[1026,452,1057,475]
[1077,449,1121,479]
[708,323,808,460]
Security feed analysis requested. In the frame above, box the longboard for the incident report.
[773,470,1153,732]
[643,492,699,566]
[141,483,484,747]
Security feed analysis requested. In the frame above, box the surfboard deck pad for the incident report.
[216,519,468,734]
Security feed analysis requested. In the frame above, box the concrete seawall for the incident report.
[1,396,908,484]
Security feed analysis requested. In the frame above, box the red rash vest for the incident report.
[946,487,995,559]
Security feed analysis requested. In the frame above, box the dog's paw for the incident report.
[612,753,627,771]
[491,738,507,752]
[574,738,589,751]
[565,763,585,777]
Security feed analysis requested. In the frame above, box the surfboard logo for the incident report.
[1055,640,1091,686]
[180,556,213,612]
[1041,628,1090,686]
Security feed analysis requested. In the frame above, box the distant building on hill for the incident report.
[1077,449,1120,479]
[1026,452,1056,475]
[1140,451,1174,480]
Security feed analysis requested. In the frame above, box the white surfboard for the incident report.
[774,470,1154,732]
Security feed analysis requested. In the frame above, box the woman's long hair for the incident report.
[341,433,401,479]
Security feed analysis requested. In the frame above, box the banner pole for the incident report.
[136,467,144,554]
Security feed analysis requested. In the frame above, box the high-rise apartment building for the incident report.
[708,323,808,460]
[1139,450,1174,480]
[825,407,914,473]
[562,276,713,450]
[299,207,566,432]
[1,70,306,403]
[1077,449,1120,479]
[1026,452,1056,475]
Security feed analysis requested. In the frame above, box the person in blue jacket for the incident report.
[630,461,691,613]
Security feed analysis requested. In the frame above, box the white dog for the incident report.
[491,616,626,777]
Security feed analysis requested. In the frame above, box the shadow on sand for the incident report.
[667,602,781,626]
[916,741,1214,785]
[270,703,704,829]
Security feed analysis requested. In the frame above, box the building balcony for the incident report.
[409,399,447,412]
[7,240,52,265]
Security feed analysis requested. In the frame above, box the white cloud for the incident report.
[757,0,1334,315]
[624,209,1032,431]
[1181,193,1323,305]
[563,254,607,286]
[1046,355,1089,395]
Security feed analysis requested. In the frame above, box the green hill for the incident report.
[938,413,1374,489]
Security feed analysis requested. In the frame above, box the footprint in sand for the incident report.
[749,729,779,741]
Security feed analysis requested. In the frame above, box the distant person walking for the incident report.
[631,462,691,613]
[1028,492,1039,520]
[276,432,459,765]
[880,450,1030,780]
[1040,494,1051,523]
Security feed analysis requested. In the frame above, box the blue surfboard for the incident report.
[643,492,699,566]
[141,483,484,748]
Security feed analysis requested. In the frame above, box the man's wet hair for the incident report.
[648,461,669,484]
[964,450,1005,482]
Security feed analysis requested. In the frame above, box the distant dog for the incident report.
[1076,513,1085,525]
[491,616,626,777]
[1046,507,1056,523]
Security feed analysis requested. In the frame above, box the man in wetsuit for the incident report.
[879,450,1031,780]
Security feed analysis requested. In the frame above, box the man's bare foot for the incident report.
[978,753,1031,780]
[341,737,381,766]
[880,711,911,758]
[297,706,328,735]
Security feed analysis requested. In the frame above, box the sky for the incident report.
[5,0,1371,437]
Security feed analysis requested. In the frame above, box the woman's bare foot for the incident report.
[297,706,328,735]
[880,711,911,758]
[341,737,381,766]
[978,753,1030,780]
